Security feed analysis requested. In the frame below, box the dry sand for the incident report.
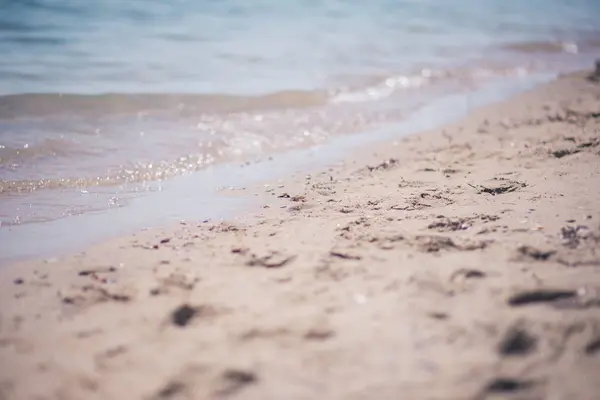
[1,70,600,400]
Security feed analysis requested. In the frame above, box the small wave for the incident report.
[0,102,404,194]
[330,72,432,103]
[0,62,552,119]
[328,65,536,104]
[1,175,129,194]
[0,90,330,120]
[0,139,80,166]
[502,40,580,54]
[0,147,239,193]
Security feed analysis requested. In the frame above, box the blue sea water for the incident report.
[1,0,599,94]
[0,0,599,259]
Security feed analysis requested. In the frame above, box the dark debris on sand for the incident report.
[365,158,398,172]
[468,179,526,195]
[552,148,581,158]
[516,245,556,261]
[215,369,258,397]
[587,59,600,82]
[427,217,471,232]
[560,225,596,248]
[171,304,199,327]
[154,381,186,399]
[507,289,577,307]
[483,377,535,394]
[585,337,600,355]
[498,322,537,356]
[246,251,297,268]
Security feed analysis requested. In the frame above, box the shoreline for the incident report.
[0,72,553,265]
[1,70,599,399]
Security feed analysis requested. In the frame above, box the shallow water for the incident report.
[0,74,552,263]
[1,0,599,229]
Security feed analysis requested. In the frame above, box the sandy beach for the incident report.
[1,69,600,399]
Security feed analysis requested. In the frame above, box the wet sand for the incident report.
[1,70,600,400]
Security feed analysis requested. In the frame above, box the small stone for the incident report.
[171,304,198,327]
[427,312,449,320]
[304,328,334,340]
[498,323,537,356]
[485,378,534,393]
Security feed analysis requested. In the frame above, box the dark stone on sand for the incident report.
[78,267,116,276]
[427,312,449,320]
[450,268,486,282]
[223,370,256,384]
[485,378,534,393]
[160,238,171,244]
[216,369,257,396]
[13,278,24,285]
[517,245,556,261]
[304,328,334,340]
[508,289,577,306]
[577,139,600,148]
[463,269,485,278]
[171,304,198,327]
[498,323,537,356]
[155,381,185,399]
[585,337,600,355]
[553,148,581,158]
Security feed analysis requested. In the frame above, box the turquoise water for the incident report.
[0,0,599,229]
